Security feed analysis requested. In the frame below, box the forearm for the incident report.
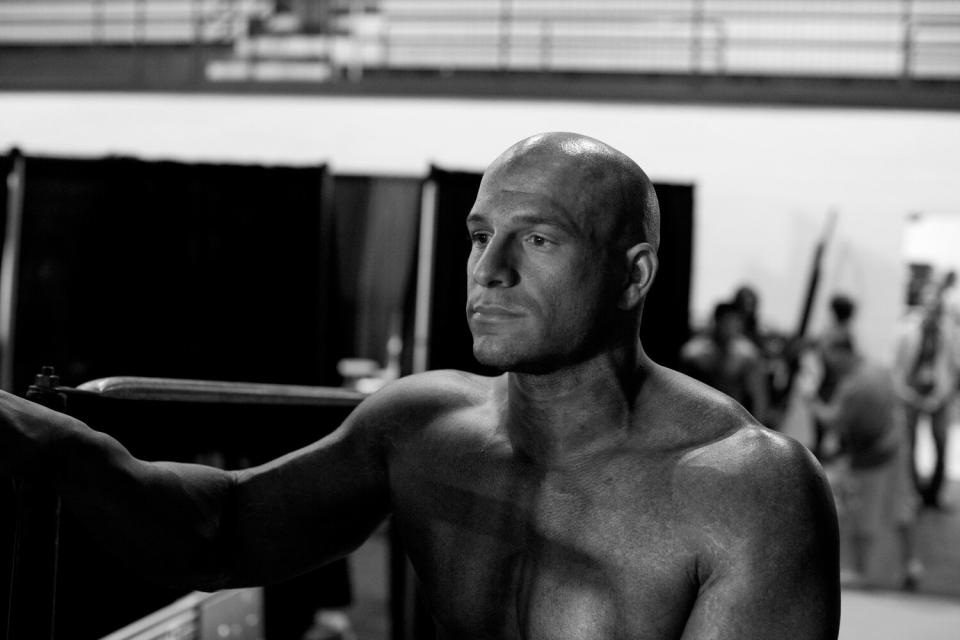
[3,386,394,591]
[46,426,239,590]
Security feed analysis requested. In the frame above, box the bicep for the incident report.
[681,544,839,640]
[228,407,391,585]
[681,444,840,639]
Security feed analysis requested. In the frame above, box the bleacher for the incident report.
[0,1,958,106]
[0,0,270,44]
[232,0,960,80]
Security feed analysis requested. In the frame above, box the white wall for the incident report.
[905,213,960,277]
[2,92,958,362]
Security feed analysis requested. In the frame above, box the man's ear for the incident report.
[619,243,658,310]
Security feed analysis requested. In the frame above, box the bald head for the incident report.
[484,132,660,252]
[466,133,660,370]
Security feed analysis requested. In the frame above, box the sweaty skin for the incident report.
[0,133,839,640]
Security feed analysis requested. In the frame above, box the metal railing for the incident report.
[1,0,959,82]
[0,0,271,45]
[363,0,960,79]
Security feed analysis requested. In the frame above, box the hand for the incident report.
[0,390,82,475]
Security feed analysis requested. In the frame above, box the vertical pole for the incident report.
[540,20,551,71]
[194,0,203,43]
[193,0,205,84]
[690,0,704,74]
[93,0,105,44]
[498,0,512,70]
[348,0,364,82]
[133,0,146,85]
[0,151,25,394]
[6,368,67,640]
[412,180,437,375]
[135,0,146,43]
[391,177,438,640]
[901,0,914,82]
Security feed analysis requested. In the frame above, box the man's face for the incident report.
[465,156,623,373]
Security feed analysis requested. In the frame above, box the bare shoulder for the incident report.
[649,365,836,548]
[362,369,493,414]
[347,369,498,443]
[678,421,831,522]
[651,371,841,638]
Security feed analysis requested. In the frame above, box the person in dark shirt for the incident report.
[680,301,769,423]
[807,335,921,589]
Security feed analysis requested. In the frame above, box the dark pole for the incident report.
[795,210,838,341]
[0,151,25,393]
[6,367,68,640]
[778,210,838,412]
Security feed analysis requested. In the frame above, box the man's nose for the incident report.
[471,236,518,288]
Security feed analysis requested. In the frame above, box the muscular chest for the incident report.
[390,445,698,640]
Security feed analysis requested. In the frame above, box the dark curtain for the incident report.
[425,167,492,374]
[425,168,694,374]
[640,183,694,370]
[11,155,340,394]
[332,175,421,367]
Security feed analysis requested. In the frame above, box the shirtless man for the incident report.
[0,133,839,639]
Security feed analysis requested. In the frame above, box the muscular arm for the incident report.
[680,430,840,640]
[0,383,397,590]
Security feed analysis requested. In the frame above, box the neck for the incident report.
[503,342,649,467]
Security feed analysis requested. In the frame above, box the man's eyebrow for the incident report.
[466,211,488,226]
[511,214,576,234]
[466,211,576,235]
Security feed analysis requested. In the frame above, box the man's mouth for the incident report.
[469,304,525,321]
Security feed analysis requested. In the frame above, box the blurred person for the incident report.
[732,284,762,348]
[805,335,922,590]
[822,294,857,349]
[730,284,799,428]
[812,294,858,460]
[894,282,960,510]
[680,301,770,424]
[0,133,839,639]
[941,270,960,326]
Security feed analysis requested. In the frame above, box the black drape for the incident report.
[332,175,421,367]
[640,183,694,370]
[425,167,493,374]
[10,154,340,393]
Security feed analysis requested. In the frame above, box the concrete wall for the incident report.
[1,92,958,362]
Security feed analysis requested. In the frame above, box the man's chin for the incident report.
[473,339,524,372]
[473,343,554,375]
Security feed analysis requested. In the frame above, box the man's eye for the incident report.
[471,231,491,246]
[527,234,550,247]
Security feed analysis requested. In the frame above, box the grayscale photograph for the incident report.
[1,1,959,639]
